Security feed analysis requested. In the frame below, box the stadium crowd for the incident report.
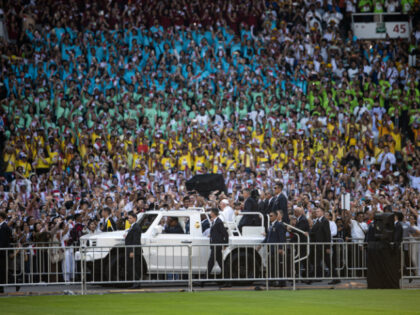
[0,0,420,286]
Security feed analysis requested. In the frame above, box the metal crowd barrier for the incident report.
[401,239,420,288]
[1,245,80,287]
[1,240,419,294]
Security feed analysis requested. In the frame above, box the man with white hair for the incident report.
[219,199,235,223]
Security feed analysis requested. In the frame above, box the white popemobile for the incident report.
[75,208,268,281]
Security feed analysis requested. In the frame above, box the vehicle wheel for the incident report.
[90,260,105,282]
[103,251,126,283]
[226,248,262,280]
[138,257,148,281]
[81,261,94,282]
[102,252,147,287]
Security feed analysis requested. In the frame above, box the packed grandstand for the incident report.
[0,0,419,280]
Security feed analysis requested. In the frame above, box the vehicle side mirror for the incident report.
[152,226,163,237]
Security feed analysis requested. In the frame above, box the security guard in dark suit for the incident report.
[393,212,404,281]
[238,189,260,232]
[263,210,287,287]
[272,183,289,224]
[125,211,142,288]
[292,207,310,278]
[393,212,403,244]
[207,208,229,277]
[309,207,334,279]
[258,190,270,229]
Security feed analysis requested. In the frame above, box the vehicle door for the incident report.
[146,214,191,274]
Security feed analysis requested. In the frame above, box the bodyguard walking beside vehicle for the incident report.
[125,212,142,288]
[309,207,339,284]
[207,208,229,278]
[263,210,287,287]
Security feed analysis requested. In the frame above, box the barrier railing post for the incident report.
[400,242,404,289]
[292,243,296,291]
[80,245,87,295]
[80,246,84,295]
[188,245,193,292]
[265,244,269,290]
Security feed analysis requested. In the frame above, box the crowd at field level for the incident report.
[0,0,419,255]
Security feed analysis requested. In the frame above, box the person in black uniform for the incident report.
[125,211,142,288]
[309,207,336,280]
[267,189,276,213]
[0,212,12,293]
[272,183,289,224]
[262,210,287,287]
[292,207,310,242]
[393,212,404,283]
[365,219,376,243]
[238,189,259,232]
[101,208,117,232]
[258,190,270,229]
[207,208,229,278]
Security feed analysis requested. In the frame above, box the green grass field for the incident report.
[1,290,420,314]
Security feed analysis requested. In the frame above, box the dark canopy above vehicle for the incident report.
[186,174,227,199]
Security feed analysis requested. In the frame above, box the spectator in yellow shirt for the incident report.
[161,150,175,171]
[178,147,192,171]
[3,146,16,177]
[32,148,51,175]
[193,148,206,174]
[16,153,32,178]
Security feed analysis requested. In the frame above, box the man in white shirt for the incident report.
[213,108,225,132]
[350,212,368,242]
[332,59,345,78]
[325,211,337,238]
[219,199,235,223]
[299,110,311,133]
[349,211,368,277]
[348,61,359,80]
[322,7,343,25]
[196,106,209,127]
[346,0,356,13]
[248,102,265,127]
[377,145,396,172]
[408,168,420,192]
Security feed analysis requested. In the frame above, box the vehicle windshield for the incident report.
[138,214,158,233]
